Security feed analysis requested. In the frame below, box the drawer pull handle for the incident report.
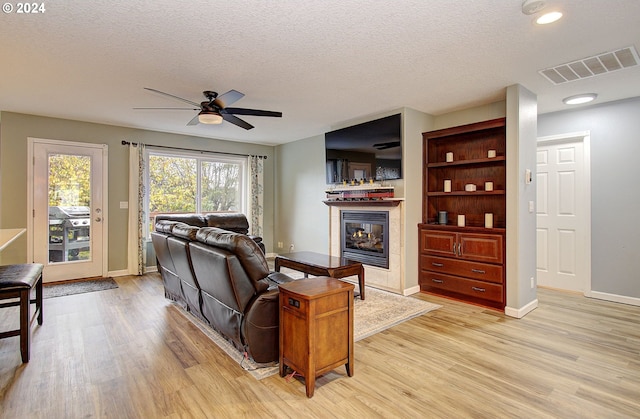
[431,279,444,283]
[432,262,444,267]
[471,269,486,274]
[472,286,486,293]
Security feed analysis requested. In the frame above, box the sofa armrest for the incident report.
[266,271,296,287]
[243,289,280,363]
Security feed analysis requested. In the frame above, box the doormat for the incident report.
[43,277,118,299]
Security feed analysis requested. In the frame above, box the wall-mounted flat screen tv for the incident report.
[325,113,402,184]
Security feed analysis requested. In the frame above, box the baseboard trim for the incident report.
[109,266,158,278]
[505,298,538,318]
[403,285,421,296]
[586,290,640,307]
[108,269,129,278]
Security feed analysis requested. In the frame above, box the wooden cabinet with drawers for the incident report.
[419,118,506,310]
[419,225,505,309]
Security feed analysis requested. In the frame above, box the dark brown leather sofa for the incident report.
[151,216,295,363]
[154,213,265,252]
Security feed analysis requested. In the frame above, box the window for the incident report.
[144,148,247,233]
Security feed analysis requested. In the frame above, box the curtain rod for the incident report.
[121,140,267,159]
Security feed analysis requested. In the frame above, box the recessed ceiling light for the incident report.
[536,11,563,24]
[563,93,598,105]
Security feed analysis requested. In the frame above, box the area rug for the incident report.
[43,277,118,299]
[172,286,441,380]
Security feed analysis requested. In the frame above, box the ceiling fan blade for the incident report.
[214,90,245,108]
[222,113,254,130]
[187,114,200,126]
[373,141,401,149]
[144,87,202,107]
[223,108,283,118]
[134,107,200,110]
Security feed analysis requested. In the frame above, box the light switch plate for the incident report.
[119,201,128,209]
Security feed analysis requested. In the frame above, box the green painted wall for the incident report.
[0,111,275,271]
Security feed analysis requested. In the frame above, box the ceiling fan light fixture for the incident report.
[198,111,223,124]
[536,11,563,24]
[563,93,598,105]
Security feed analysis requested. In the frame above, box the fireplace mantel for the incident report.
[323,198,403,207]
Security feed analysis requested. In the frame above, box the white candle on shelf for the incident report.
[457,215,465,227]
[485,181,494,191]
[485,213,494,228]
[446,152,454,162]
[444,179,452,192]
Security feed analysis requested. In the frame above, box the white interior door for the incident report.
[536,133,590,293]
[30,139,108,283]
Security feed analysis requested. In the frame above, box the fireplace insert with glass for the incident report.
[341,210,389,268]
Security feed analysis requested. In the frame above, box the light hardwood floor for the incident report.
[1,273,639,419]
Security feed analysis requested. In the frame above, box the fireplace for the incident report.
[341,210,389,269]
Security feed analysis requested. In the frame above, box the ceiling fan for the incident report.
[373,141,401,150]
[135,87,282,130]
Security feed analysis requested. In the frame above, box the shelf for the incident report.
[420,223,506,233]
[323,199,402,207]
[427,190,505,197]
[325,184,394,192]
[427,156,505,168]
[421,117,507,310]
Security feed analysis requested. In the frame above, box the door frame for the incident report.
[26,137,109,279]
[537,131,591,296]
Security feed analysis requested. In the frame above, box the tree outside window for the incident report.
[145,151,246,232]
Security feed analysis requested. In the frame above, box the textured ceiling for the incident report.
[1,0,639,145]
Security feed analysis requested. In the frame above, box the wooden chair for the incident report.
[0,264,44,363]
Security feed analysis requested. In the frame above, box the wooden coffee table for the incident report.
[275,251,365,300]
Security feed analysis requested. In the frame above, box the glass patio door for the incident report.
[31,139,107,283]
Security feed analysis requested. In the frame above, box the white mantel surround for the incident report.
[328,201,404,294]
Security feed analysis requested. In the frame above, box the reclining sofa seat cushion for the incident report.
[151,221,184,303]
[188,227,275,354]
[195,227,270,286]
[167,224,204,320]
[204,214,264,251]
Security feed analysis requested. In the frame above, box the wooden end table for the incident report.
[279,277,354,397]
[275,251,365,300]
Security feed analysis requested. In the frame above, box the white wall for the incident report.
[402,108,434,291]
[505,84,539,317]
[538,97,640,300]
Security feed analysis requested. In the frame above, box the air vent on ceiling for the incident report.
[539,46,639,85]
